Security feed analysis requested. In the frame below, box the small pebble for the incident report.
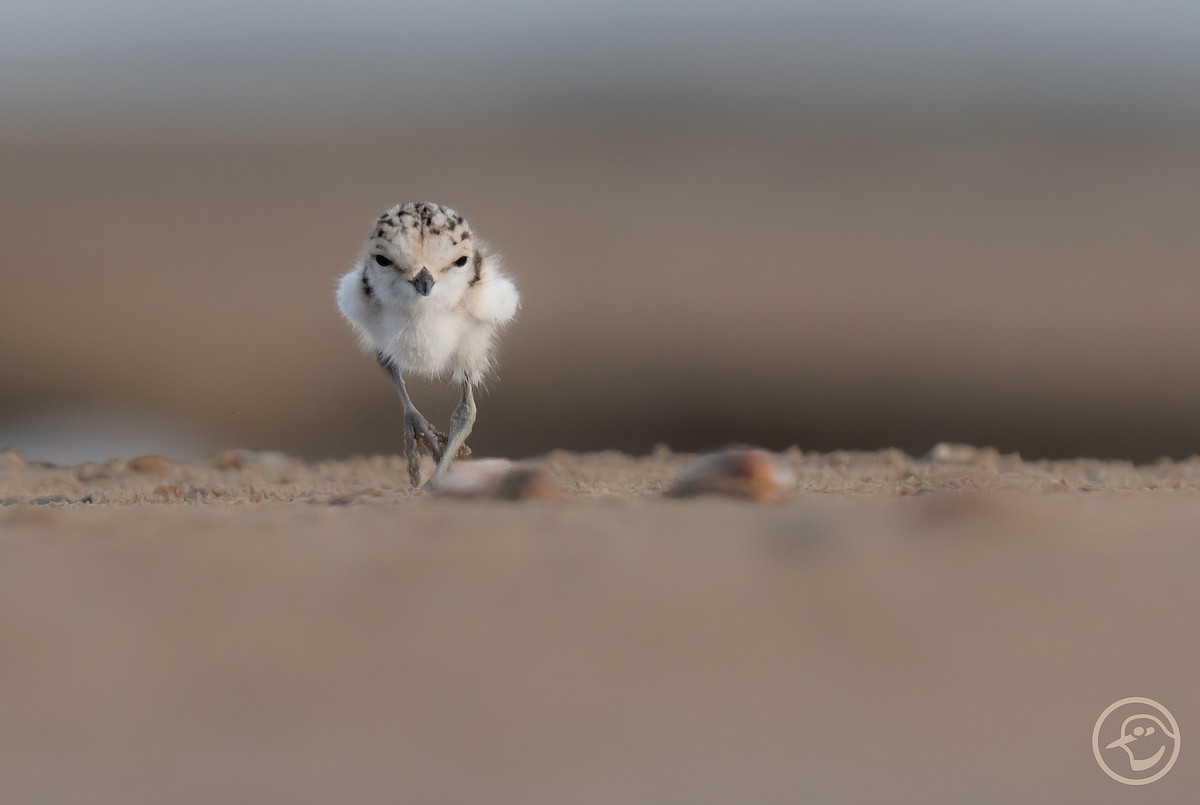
[214,449,292,471]
[0,450,26,472]
[925,443,999,465]
[128,454,175,475]
[666,449,795,502]
[214,449,245,470]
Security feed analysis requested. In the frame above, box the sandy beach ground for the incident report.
[1,446,1196,803]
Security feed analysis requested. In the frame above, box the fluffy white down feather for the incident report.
[336,203,518,384]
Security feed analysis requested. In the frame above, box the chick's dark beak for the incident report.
[411,267,434,297]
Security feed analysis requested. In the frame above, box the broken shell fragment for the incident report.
[494,468,563,501]
[666,449,795,502]
[433,460,562,501]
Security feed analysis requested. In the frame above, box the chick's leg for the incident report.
[376,352,445,487]
[422,380,476,492]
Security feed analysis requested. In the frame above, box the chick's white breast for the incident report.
[379,306,467,376]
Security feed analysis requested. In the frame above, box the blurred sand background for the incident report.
[2,1,1200,463]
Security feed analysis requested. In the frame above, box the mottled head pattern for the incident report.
[369,201,481,286]
[337,199,520,390]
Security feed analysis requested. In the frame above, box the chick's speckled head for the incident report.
[369,201,475,284]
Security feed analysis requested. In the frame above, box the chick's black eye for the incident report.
[453,255,469,267]
[373,254,393,267]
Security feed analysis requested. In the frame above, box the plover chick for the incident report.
[336,202,519,491]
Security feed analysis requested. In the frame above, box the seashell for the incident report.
[667,449,795,502]
[433,460,562,501]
